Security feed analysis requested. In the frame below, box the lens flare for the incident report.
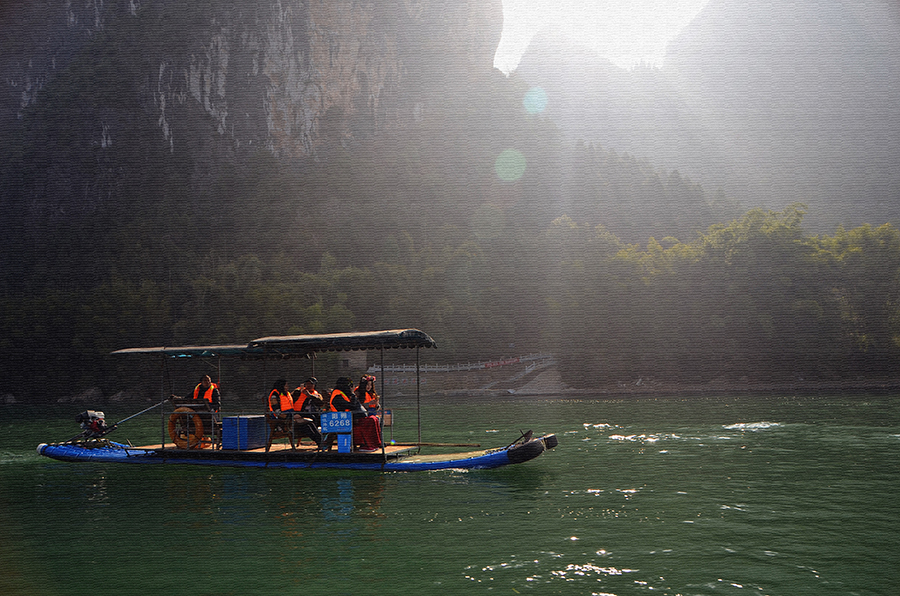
[523,86,548,114]
[495,148,526,182]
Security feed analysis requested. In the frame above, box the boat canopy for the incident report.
[111,329,436,359]
[110,344,262,358]
[249,329,436,356]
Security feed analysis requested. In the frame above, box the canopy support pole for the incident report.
[263,347,269,413]
[160,355,168,449]
[380,346,387,456]
[416,346,422,445]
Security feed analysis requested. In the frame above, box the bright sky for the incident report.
[494,0,711,73]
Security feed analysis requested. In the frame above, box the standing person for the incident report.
[354,374,380,414]
[193,374,221,411]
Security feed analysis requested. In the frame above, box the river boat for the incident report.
[37,329,557,471]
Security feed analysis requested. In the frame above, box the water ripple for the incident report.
[723,421,781,431]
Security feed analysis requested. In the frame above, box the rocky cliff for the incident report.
[1,0,503,160]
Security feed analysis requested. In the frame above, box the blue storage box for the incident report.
[222,415,268,450]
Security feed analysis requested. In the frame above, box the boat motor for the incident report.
[75,410,108,438]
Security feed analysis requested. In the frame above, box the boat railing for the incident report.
[160,406,259,451]
[158,403,393,452]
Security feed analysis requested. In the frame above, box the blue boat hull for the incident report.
[37,434,557,471]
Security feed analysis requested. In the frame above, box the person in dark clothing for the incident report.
[327,376,381,451]
[328,376,365,415]
[193,375,221,411]
[294,377,325,415]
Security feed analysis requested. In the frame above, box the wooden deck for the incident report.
[133,441,418,456]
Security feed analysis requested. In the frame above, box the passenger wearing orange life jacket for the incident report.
[322,377,365,451]
[192,375,221,410]
[268,379,294,415]
[354,374,380,413]
[325,376,382,452]
[328,377,362,414]
[293,377,324,414]
[269,379,323,449]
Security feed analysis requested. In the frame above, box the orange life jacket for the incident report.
[360,390,379,409]
[193,383,217,403]
[269,388,293,412]
[328,389,350,412]
[295,388,322,412]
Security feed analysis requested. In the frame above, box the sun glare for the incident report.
[495,0,711,73]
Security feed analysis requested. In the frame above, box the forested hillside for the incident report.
[546,206,900,387]
[1,1,899,400]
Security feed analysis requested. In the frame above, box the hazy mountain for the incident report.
[0,0,730,273]
[514,34,727,196]
[515,0,900,232]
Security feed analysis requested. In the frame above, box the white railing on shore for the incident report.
[367,353,554,374]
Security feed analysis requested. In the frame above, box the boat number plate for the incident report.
[320,412,353,433]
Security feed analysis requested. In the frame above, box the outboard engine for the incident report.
[75,410,108,438]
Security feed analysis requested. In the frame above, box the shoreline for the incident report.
[450,385,900,400]
[4,373,899,406]
[500,380,900,398]
[448,367,900,398]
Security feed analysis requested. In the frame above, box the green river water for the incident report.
[1,392,898,595]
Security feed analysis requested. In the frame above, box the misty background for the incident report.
[1,0,898,400]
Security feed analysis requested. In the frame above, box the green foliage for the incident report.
[550,205,900,388]
[3,200,900,397]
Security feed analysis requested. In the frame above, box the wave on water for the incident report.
[608,433,667,443]
[722,422,781,431]
[0,450,30,464]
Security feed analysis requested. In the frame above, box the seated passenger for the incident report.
[354,374,380,414]
[328,376,382,451]
[328,377,366,416]
[268,379,293,417]
[293,377,325,420]
[193,374,221,411]
[268,379,323,449]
